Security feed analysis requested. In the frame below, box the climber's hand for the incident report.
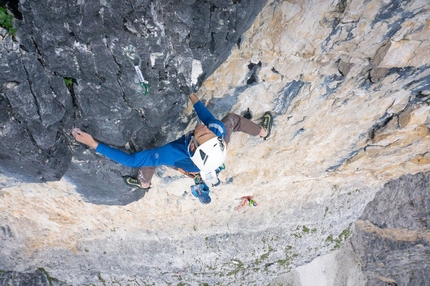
[72,128,99,149]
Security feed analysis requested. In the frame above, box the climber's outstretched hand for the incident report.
[72,128,99,149]
[189,93,199,104]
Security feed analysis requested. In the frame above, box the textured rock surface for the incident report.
[0,0,266,205]
[1,0,430,285]
[269,240,367,286]
[271,172,430,286]
[0,268,67,286]
[351,172,430,286]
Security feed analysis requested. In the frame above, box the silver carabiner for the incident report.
[123,45,149,95]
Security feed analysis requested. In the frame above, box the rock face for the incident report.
[0,268,67,286]
[0,0,267,205]
[269,172,430,286]
[352,172,430,286]
[1,0,430,285]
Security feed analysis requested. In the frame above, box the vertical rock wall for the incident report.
[351,172,430,285]
[268,172,430,286]
[0,0,267,204]
[0,0,429,285]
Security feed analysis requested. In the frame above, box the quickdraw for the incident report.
[123,45,149,95]
[235,195,258,211]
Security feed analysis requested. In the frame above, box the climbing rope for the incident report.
[235,196,258,211]
[123,45,149,95]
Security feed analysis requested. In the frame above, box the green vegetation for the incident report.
[325,227,352,250]
[292,233,302,238]
[292,225,317,237]
[301,225,317,233]
[260,252,270,260]
[348,189,361,195]
[339,228,351,240]
[97,273,106,285]
[277,246,299,269]
[37,268,53,286]
[254,245,276,266]
[0,7,17,35]
[277,258,290,267]
[226,261,243,276]
[303,225,311,233]
[64,77,73,86]
[323,206,329,219]
[326,234,334,243]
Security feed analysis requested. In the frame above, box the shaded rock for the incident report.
[352,172,430,286]
[0,268,67,286]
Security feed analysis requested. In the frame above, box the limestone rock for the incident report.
[351,172,430,286]
[1,0,430,285]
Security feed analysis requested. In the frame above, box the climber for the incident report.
[72,93,273,204]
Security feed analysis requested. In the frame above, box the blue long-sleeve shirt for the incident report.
[95,100,226,172]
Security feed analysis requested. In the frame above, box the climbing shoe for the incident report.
[260,111,273,140]
[123,176,150,190]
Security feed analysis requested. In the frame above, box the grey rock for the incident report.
[352,171,430,286]
[0,269,67,286]
[0,0,267,204]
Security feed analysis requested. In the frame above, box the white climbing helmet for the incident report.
[190,136,226,172]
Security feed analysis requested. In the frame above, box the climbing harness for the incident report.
[123,45,149,95]
[172,164,226,205]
